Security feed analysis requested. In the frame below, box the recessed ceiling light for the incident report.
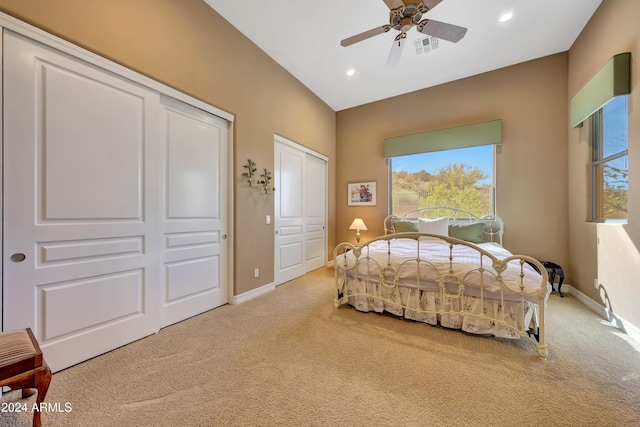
[499,12,513,23]
[346,68,355,77]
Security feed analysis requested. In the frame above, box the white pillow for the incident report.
[418,217,449,243]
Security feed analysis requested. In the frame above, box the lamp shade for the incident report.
[349,218,368,231]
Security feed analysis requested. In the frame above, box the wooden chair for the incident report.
[0,328,51,427]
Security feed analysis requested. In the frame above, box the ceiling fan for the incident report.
[340,0,467,66]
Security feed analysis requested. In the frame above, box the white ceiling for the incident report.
[203,0,602,111]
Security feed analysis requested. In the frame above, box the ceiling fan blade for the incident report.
[420,0,443,10]
[418,19,467,42]
[383,0,405,10]
[387,34,406,67]
[341,25,391,47]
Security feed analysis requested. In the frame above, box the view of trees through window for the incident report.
[390,145,494,217]
[591,95,628,221]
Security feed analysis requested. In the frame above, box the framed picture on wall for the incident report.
[348,181,377,206]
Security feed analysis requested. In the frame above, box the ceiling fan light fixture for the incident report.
[499,12,513,23]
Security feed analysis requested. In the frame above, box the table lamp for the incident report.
[349,218,368,245]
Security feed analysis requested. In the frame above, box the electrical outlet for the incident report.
[266,215,271,224]
[594,278,599,289]
[254,268,259,278]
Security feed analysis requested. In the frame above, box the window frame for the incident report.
[590,96,629,223]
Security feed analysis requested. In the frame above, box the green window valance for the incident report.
[570,52,631,128]
[383,119,502,158]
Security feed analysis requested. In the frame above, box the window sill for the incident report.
[591,218,628,225]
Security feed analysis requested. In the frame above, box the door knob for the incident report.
[11,253,26,262]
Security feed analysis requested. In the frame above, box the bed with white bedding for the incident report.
[334,208,550,358]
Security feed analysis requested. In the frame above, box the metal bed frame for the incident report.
[334,208,549,359]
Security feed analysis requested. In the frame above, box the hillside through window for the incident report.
[390,145,494,217]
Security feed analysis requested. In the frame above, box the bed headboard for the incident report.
[384,207,504,245]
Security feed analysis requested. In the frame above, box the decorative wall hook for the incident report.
[241,159,276,194]
[242,159,257,186]
[258,168,276,194]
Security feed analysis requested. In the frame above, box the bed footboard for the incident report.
[333,235,549,359]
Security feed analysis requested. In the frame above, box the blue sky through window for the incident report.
[601,95,628,192]
[391,145,493,185]
[603,95,628,159]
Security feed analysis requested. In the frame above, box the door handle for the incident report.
[11,253,26,262]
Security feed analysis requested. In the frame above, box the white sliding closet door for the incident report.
[3,31,161,372]
[2,29,231,372]
[159,96,228,327]
[304,154,326,272]
[274,140,306,285]
[274,136,327,286]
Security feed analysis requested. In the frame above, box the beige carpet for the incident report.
[2,267,639,426]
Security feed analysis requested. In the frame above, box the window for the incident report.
[390,145,494,217]
[590,95,628,221]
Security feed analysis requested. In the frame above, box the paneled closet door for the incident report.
[274,136,328,285]
[2,31,161,372]
[159,96,228,327]
[274,140,306,285]
[304,153,327,272]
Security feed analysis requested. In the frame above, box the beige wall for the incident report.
[3,0,637,333]
[568,0,640,328]
[336,54,570,269]
[0,0,337,295]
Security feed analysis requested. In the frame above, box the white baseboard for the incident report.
[229,281,275,305]
[564,284,640,344]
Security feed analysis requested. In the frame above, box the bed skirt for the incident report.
[340,277,540,340]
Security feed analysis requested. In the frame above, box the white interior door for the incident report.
[274,139,306,285]
[274,136,327,284]
[160,96,228,327]
[304,154,327,272]
[2,31,161,372]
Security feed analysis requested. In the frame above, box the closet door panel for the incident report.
[160,96,228,327]
[274,137,327,282]
[43,64,142,219]
[3,31,161,372]
[274,142,306,285]
[304,154,326,272]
